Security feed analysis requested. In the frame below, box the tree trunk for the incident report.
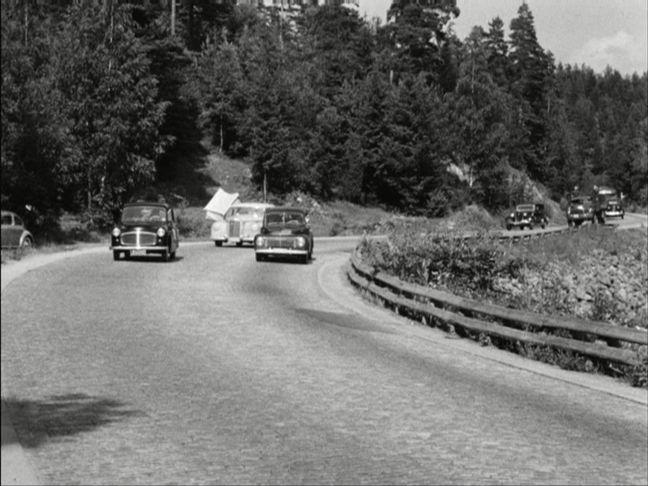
[219,114,224,152]
[87,167,93,222]
[171,0,176,36]
[23,1,28,45]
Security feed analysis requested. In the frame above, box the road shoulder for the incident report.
[1,244,108,486]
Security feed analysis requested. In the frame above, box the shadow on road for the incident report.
[295,308,395,334]
[115,255,185,264]
[2,393,144,448]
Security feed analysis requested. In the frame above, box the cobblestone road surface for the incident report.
[1,240,647,484]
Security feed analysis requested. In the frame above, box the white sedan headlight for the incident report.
[157,227,166,237]
[112,227,121,237]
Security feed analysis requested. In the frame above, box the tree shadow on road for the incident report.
[2,393,144,448]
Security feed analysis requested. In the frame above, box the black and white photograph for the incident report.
[1,0,647,484]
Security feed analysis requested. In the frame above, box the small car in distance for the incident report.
[604,199,624,219]
[110,202,179,261]
[505,203,548,230]
[254,207,313,263]
[566,196,594,227]
[211,202,273,247]
[1,210,34,250]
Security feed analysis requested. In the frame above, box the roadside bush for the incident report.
[444,205,500,232]
[176,207,211,238]
[360,230,526,293]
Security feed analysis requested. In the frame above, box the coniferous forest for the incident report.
[2,0,646,230]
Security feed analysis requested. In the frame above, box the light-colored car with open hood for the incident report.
[210,202,274,247]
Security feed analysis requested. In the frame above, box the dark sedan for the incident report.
[254,207,313,263]
[505,203,548,230]
[110,202,179,261]
[1,210,34,250]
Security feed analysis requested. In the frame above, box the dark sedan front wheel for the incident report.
[21,236,33,250]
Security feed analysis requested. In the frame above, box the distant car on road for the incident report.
[505,203,548,230]
[254,207,313,263]
[110,202,179,261]
[1,210,34,250]
[211,202,273,247]
[566,196,595,227]
[604,198,624,219]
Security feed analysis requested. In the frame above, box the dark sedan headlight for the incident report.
[295,236,306,248]
[156,227,166,237]
[112,227,121,237]
[255,236,265,247]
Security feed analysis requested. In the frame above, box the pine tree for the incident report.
[508,2,554,182]
[378,0,459,85]
[484,16,509,90]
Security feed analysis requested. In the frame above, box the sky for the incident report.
[359,0,648,76]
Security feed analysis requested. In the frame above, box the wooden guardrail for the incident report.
[347,250,647,366]
[497,226,570,241]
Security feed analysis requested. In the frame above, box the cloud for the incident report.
[573,30,647,75]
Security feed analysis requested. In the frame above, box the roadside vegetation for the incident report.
[358,224,648,387]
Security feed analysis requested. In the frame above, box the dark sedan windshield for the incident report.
[265,211,305,226]
[122,206,167,224]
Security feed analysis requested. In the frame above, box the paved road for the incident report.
[1,236,647,484]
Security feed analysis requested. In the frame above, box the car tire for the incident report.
[170,250,176,260]
[528,224,533,230]
[255,253,265,262]
[113,250,120,261]
[20,236,33,251]
[236,241,243,247]
[215,241,222,247]
[161,249,170,262]
[506,224,512,231]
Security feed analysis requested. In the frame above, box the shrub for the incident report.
[361,230,525,293]
[176,207,211,238]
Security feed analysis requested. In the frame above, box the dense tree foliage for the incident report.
[2,0,646,232]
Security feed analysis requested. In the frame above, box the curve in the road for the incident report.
[1,238,647,485]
